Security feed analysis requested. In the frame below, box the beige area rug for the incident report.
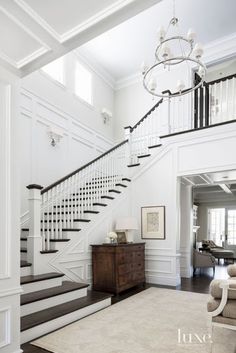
[32,287,236,353]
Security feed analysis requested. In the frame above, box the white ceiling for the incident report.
[79,0,236,81]
[183,170,236,203]
[0,0,161,77]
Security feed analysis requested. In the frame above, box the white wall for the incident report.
[19,52,115,214]
[179,184,194,278]
[0,68,21,353]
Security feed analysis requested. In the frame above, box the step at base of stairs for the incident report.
[21,281,89,316]
[20,291,112,344]
[21,273,64,294]
[20,261,32,277]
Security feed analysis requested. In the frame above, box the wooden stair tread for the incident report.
[115,183,127,187]
[21,247,27,253]
[93,203,107,206]
[40,250,58,254]
[73,219,91,222]
[148,143,162,149]
[21,290,112,331]
[101,195,114,200]
[20,261,32,268]
[21,281,89,306]
[109,189,121,194]
[83,210,99,214]
[21,228,81,232]
[137,154,151,158]
[122,178,131,182]
[20,272,64,285]
[127,163,140,167]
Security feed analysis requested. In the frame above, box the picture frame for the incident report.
[141,206,165,240]
[116,231,127,244]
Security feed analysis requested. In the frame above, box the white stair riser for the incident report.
[21,297,111,344]
[20,266,32,277]
[21,252,27,261]
[21,287,87,316]
[22,277,63,294]
[50,242,69,251]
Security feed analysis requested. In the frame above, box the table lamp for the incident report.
[115,217,138,243]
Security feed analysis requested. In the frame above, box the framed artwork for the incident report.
[141,206,165,240]
[117,232,127,244]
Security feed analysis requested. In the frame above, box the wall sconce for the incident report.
[101,108,112,124]
[47,126,64,147]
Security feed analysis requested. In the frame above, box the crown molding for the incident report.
[115,72,141,90]
[203,32,236,66]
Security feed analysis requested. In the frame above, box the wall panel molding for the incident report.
[0,307,10,348]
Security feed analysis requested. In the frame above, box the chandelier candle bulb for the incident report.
[142,0,206,98]
[149,78,157,91]
[157,25,166,41]
[161,44,171,58]
[187,28,196,42]
[177,80,185,92]
[193,43,204,59]
[141,61,148,75]
[198,66,205,78]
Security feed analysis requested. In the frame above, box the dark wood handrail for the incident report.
[41,139,128,194]
[131,98,163,131]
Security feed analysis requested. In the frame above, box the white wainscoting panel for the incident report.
[19,88,114,214]
[0,307,10,348]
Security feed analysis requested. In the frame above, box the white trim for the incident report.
[15,0,136,44]
[0,307,10,348]
[116,72,142,90]
[20,87,114,146]
[17,47,49,69]
[14,0,61,42]
[0,287,23,298]
[0,4,50,68]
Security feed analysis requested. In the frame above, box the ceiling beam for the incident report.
[219,183,233,194]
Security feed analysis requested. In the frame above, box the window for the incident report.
[208,208,225,246]
[41,57,64,85]
[75,61,92,105]
[227,210,236,245]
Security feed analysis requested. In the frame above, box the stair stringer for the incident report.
[46,190,131,284]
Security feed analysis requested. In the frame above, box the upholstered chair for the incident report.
[193,248,216,275]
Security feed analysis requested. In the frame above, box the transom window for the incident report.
[75,61,92,105]
[41,57,64,85]
[227,210,236,245]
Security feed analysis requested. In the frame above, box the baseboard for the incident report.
[146,274,181,287]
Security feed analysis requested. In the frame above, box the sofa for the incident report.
[207,264,236,330]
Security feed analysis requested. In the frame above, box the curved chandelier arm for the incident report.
[143,56,206,99]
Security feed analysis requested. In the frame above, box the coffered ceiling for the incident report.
[0,0,161,77]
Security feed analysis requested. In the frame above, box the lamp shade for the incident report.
[115,217,138,231]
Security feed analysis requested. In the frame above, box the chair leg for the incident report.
[213,267,215,277]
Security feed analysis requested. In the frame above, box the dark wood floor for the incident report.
[21,264,228,353]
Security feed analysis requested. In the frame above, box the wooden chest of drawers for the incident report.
[91,243,145,294]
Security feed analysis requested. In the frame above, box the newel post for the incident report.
[26,184,44,275]
[124,126,132,165]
